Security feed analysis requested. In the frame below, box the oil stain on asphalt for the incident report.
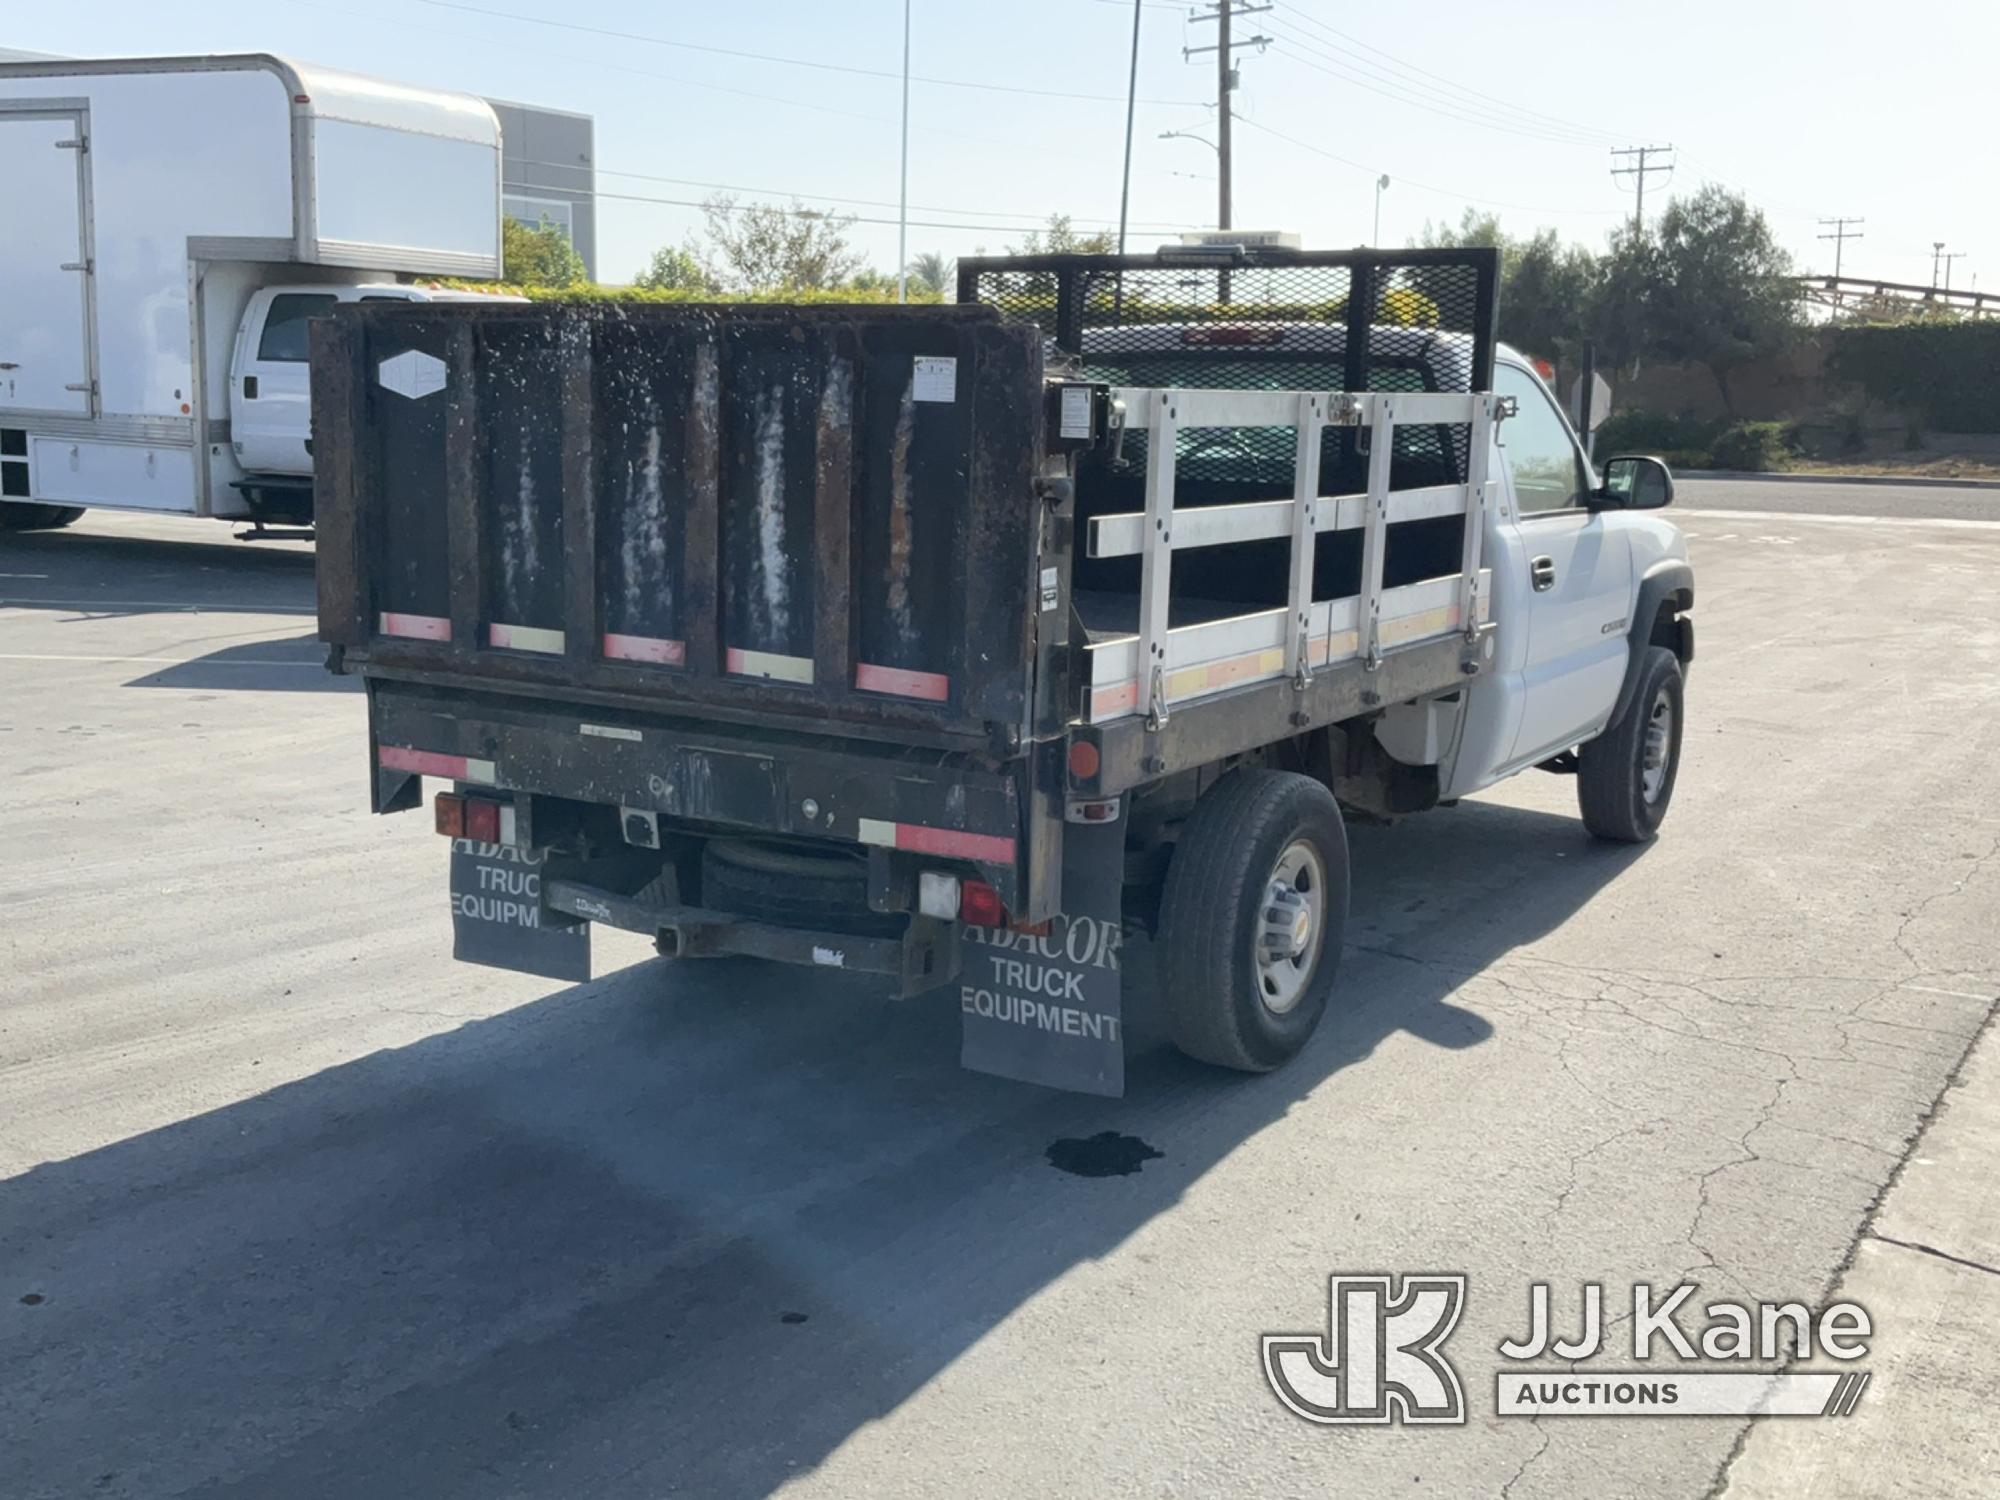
[1045,1132,1163,1178]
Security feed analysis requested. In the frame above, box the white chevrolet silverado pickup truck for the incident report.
[321,245,1693,1097]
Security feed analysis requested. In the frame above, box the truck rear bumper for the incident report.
[369,680,1034,909]
[542,876,961,998]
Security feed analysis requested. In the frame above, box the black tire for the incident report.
[0,503,85,532]
[1158,769,1350,1073]
[1577,645,1685,843]
[699,838,904,939]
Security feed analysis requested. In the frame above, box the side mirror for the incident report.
[1598,454,1674,510]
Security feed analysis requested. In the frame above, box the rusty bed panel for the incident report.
[315,302,1044,745]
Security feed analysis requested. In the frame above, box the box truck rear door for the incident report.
[0,112,92,416]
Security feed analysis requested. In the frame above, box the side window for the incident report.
[1494,363,1588,514]
[256,293,340,363]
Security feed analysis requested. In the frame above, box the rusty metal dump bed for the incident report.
[314,301,1046,747]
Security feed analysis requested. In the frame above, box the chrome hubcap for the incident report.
[1641,688,1674,803]
[1254,840,1328,1015]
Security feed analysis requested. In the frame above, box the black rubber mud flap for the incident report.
[450,839,591,982]
[959,815,1125,1097]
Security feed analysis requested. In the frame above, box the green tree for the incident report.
[906,251,953,298]
[1646,186,1799,413]
[502,216,587,288]
[1418,210,1594,364]
[1006,214,1116,255]
[1501,230,1598,366]
[840,266,901,298]
[699,194,862,292]
[633,243,717,293]
[1585,225,1658,372]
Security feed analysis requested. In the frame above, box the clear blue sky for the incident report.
[9,0,1991,292]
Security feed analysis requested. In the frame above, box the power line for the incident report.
[536,184,1189,239]
[1817,217,1864,281]
[1610,144,1675,235]
[1233,114,1618,218]
[1270,1,1630,146]
[1262,33,1619,149]
[415,0,1207,106]
[503,158,1206,232]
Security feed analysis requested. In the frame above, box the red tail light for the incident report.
[435,791,502,843]
[464,798,501,844]
[959,880,1006,928]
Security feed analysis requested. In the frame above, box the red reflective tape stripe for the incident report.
[378,612,451,641]
[855,662,950,702]
[894,823,1017,864]
[379,745,467,779]
[604,632,686,665]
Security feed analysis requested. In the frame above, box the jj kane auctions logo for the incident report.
[1264,1276,1872,1424]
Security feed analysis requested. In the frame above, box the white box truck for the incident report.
[0,53,507,532]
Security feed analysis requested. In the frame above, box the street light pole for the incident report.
[896,0,911,304]
[1116,0,1142,256]
[1373,174,1390,246]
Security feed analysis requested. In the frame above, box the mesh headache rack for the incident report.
[959,245,1506,731]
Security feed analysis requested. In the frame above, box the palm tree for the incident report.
[906,251,953,299]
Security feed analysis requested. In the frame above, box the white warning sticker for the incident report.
[913,355,958,403]
[1059,386,1093,439]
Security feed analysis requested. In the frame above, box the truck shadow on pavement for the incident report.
[0,806,1644,1499]
[122,633,355,694]
[0,522,316,611]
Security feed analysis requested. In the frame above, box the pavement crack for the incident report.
[1891,832,2000,971]
[1701,989,2000,1500]
[1865,1232,2000,1280]
[1496,1419,1551,1500]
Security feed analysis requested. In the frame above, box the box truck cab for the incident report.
[228,283,519,514]
[0,53,504,533]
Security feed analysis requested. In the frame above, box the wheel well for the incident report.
[1649,591,1692,661]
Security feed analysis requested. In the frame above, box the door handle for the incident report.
[1530,555,1557,592]
[242,375,258,400]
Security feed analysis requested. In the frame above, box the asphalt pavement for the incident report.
[1677,474,2000,524]
[2,484,1996,1498]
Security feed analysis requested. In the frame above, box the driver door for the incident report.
[1496,361,1634,763]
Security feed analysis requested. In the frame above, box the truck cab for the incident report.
[229,283,518,495]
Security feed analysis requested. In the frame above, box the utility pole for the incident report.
[896,0,910,303]
[1817,217,1864,281]
[1942,251,1966,292]
[1184,2,1270,235]
[1609,144,1675,237]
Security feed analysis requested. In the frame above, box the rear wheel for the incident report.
[0,503,84,532]
[1158,769,1350,1072]
[1577,645,1685,843]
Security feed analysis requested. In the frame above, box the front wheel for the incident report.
[1158,769,1350,1072]
[1577,645,1685,843]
